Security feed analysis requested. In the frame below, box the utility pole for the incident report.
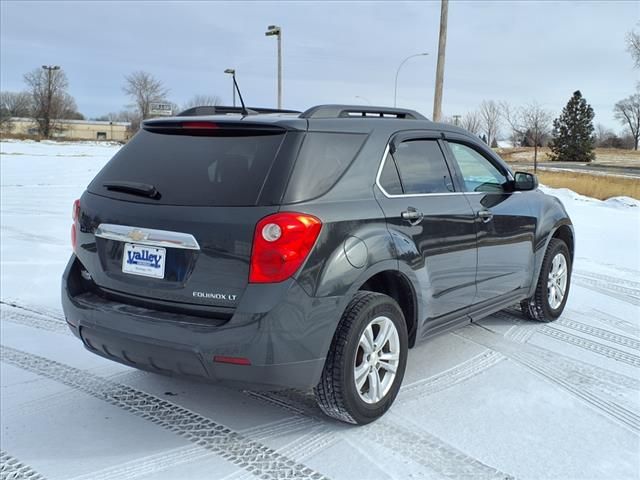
[432,0,448,122]
[41,65,60,138]
[265,25,282,109]
[452,114,461,126]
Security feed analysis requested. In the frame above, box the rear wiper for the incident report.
[103,181,161,199]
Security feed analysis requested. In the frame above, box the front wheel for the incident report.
[314,291,408,425]
[521,238,572,322]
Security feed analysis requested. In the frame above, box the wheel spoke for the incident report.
[375,319,393,350]
[378,351,399,362]
[361,325,374,353]
[355,363,369,390]
[378,360,397,374]
[368,369,381,402]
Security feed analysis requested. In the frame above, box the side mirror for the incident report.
[513,171,538,191]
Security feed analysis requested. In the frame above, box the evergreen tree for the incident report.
[549,90,595,162]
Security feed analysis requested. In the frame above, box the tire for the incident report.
[521,238,572,322]
[314,291,408,425]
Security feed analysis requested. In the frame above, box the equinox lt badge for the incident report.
[193,291,237,301]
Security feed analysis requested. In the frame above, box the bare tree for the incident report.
[521,103,552,170]
[499,101,551,169]
[479,100,501,147]
[0,91,32,132]
[182,94,221,111]
[500,101,525,147]
[627,28,640,69]
[123,71,169,121]
[594,123,616,147]
[461,111,481,135]
[23,67,78,137]
[614,92,640,150]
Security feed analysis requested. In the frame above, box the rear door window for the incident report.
[88,129,285,206]
[283,132,367,203]
[391,140,453,194]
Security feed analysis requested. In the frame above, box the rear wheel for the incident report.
[314,291,408,424]
[521,238,571,322]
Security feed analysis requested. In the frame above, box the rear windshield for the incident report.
[89,129,285,206]
[284,132,367,203]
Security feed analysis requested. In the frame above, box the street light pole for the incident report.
[224,68,236,107]
[265,25,282,109]
[393,53,428,108]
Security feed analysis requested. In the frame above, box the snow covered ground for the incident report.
[1,140,639,480]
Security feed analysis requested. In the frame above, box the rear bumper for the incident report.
[62,256,340,390]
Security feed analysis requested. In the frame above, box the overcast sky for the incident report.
[1,1,638,133]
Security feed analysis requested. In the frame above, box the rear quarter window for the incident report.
[283,132,367,203]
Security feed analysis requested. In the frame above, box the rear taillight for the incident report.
[71,199,80,252]
[249,212,322,283]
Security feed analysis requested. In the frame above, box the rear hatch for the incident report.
[77,119,303,312]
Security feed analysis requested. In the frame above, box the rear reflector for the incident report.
[213,355,251,366]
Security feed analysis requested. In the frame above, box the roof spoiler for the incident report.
[177,106,301,116]
[300,104,428,120]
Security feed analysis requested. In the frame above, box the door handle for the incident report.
[478,209,493,223]
[401,207,424,225]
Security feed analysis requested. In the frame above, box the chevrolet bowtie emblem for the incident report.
[128,229,147,242]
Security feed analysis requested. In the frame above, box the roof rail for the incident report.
[177,105,301,117]
[300,104,428,120]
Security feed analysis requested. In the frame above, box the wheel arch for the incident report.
[357,269,418,347]
[551,223,575,261]
[528,220,574,297]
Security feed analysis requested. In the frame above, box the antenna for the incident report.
[231,75,249,116]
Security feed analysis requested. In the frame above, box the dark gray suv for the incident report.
[62,105,574,424]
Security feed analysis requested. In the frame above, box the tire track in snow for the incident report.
[588,309,640,337]
[554,318,640,351]
[0,451,46,480]
[495,309,640,367]
[1,309,69,335]
[576,258,640,278]
[249,390,514,480]
[573,275,640,306]
[455,325,640,434]
[538,326,640,367]
[0,346,328,480]
[484,310,640,393]
[397,349,506,405]
[0,225,63,246]
[0,300,65,322]
[66,446,210,480]
[574,270,640,290]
